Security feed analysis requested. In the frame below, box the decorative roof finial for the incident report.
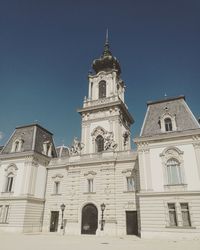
[105,28,109,45]
[103,28,112,57]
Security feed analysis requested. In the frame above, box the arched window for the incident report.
[11,139,24,153]
[95,135,104,152]
[5,173,14,192]
[14,141,19,152]
[166,159,182,184]
[164,118,173,131]
[99,81,106,99]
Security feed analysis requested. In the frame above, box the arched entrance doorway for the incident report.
[81,203,98,235]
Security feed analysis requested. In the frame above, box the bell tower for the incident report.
[78,33,134,154]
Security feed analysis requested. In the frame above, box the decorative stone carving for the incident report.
[91,126,105,141]
[160,146,184,162]
[104,185,111,195]
[104,131,117,150]
[84,171,97,177]
[52,174,64,179]
[122,168,135,177]
[70,137,84,155]
[91,126,117,151]
[124,201,135,209]
[123,130,130,146]
[5,164,18,173]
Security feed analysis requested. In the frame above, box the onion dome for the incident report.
[92,31,121,75]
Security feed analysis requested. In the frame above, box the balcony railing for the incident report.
[83,96,120,108]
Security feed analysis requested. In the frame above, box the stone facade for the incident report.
[0,40,200,239]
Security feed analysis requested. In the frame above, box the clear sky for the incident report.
[0,0,200,147]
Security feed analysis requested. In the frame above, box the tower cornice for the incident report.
[77,97,134,124]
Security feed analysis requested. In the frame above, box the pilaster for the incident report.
[193,137,200,180]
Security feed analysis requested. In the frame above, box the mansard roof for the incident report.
[1,123,57,157]
[140,95,200,137]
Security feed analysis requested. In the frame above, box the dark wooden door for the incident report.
[81,204,98,235]
[126,211,138,235]
[50,211,59,232]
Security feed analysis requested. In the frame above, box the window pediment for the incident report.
[91,126,105,138]
[52,174,63,181]
[122,168,135,177]
[5,164,18,173]
[160,147,183,162]
[84,171,97,178]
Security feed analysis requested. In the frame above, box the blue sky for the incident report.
[0,0,200,147]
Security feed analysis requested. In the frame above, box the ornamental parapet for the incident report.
[83,95,120,108]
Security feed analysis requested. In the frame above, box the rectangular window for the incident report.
[6,176,13,192]
[2,205,9,223]
[168,203,177,226]
[88,179,93,193]
[0,206,3,222]
[127,177,134,191]
[54,181,60,194]
[181,203,191,227]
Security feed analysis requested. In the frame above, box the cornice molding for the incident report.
[135,128,200,144]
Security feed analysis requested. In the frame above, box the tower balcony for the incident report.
[83,95,127,109]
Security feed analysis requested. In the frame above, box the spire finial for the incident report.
[105,28,109,45]
[103,28,112,57]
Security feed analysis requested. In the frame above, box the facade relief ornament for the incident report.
[91,126,105,141]
[104,185,111,195]
[192,136,200,149]
[70,137,84,155]
[123,130,130,147]
[84,170,97,177]
[193,142,200,149]
[5,163,18,173]
[104,131,117,150]
[52,174,64,179]
[137,142,149,153]
[160,146,184,162]
[91,126,117,151]
[122,168,135,178]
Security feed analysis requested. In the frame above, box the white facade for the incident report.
[135,97,200,239]
[0,40,200,239]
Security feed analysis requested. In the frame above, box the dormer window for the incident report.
[42,141,52,156]
[165,118,173,132]
[11,139,24,153]
[14,141,19,152]
[99,81,106,98]
[160,110,177,133]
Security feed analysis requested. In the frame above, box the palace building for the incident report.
[0,37,200,239]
